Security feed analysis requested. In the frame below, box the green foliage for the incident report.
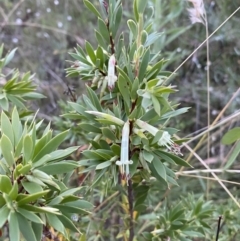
[221,127,240,145]
[151,195,214,240]
[66,0,189,193]
[0,108,91,240]
[0,45,45,111]
[1,0,240,240]
[0,71,90,239]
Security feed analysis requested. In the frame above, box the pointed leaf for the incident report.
[83,0,102,18]
[0,205,10,228]
[9,211,20,241]
[1,111,14,145]
[221,127,240,145]
[17,213,37,241]
[32,130,69,162]
[17,207,43,224]
[46,213,66,236]
[23,135,33,163]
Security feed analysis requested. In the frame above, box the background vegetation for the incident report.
[0,0,240,240]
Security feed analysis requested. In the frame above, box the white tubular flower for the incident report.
[107,55,117,91]
[116,121,133,184]
[135,119,159,136]
[85,111,124,126]
[135,119,174,149]
[157,131,174,149]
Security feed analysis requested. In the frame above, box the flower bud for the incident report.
[107,55,117,91]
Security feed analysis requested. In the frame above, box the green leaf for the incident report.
[151,95,161,116]
[141,30,148,45]
[98,18,110,43]
[152,156,166,180]
[95,30,108,50]
[1,134,15,167]
[58,215,80,233]
[62,199,93,210]
[224,141,240,169]
[112,3,122,37]
[96,46,105,69]
[12,107,22,145]
[146,59,165,80]
[32,131,52,158]
[102,127,116,141]
[0,194,5,208]
[33,146,79,168]
[143,150,154,163]
[8,181,18,200]
[117,67,133,85]
[133,0,139,21]
[83,0,102,18]
[32,130,69,163]
[0,175,12,194]
[145,32,162,47]
[0,205,10,228]
[23,135,33,163]
[96,160,112,170]
[21,204,60,215]
[137,0,148,13]
[1,111,14,145]
[9,211,20,241]
[38,161,79,175]
[4,48,17,66]
[118,74,131,108]
[221,127,240,145]
[17,213,37,241]
[69,52,91,66]
[111,144,121,156]
[78,123,101,133]
[7,95,26,109]
[59,187,83,197]
[17,190,50,206]
[159,151,191,167]
[18,163,32,175]
[46,213,67,236]
[17,207,43,224]
[130,77,139,101]
[31,223,43,241]
[52,204,90,215]
[85,41,96,64]
[139,48,150,82]
[161,107,190,120]
[127,20,138,37]
[83,149,112,160]
[0,97,9,110]
[25,175,46,187]
[86,85,103,111]
[155,151,176,165]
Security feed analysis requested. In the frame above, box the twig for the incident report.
[183,107,240,146]
[177,173,240,186]
[183,143,240,208]
[176,169,240,174]
[127,179,134,241]
[216,216,222,241]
